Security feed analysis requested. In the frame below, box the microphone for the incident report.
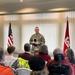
[33,39,37,46]
[34,39,36,42]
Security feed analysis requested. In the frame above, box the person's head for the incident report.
[53,48,64,61]
[24,43,30,52]
[29,56,45,71]
[35,27,39,34]
[66,48,74,61]
[7,46,15,54]
[53,48,63,55]
[39,44,48,54]
[0,47,4,62]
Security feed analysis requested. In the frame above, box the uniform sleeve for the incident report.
[40,35,45,44]
[29,35,34,44]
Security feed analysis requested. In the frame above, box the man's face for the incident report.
[35,27,39,33]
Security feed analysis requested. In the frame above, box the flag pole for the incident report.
[63,17,70,57]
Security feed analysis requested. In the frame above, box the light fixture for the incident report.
[16,8,39,13]
[48,8,69,12]
[20,0,23,2]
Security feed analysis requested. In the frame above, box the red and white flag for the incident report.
[63,18,70,57]
[7,23,13,46]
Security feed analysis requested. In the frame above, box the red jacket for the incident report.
[36,53,51,62]
[18,52,33,60]
[0,65,14,75]
[47,59,74,75]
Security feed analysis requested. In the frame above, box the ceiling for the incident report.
[0,0,75,14]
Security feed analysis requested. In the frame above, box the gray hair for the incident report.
[53,48,63,55]
[39,44,48,54]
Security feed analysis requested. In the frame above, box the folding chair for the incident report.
[16,68,32,75]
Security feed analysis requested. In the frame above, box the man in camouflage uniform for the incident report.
[29,27,45,55]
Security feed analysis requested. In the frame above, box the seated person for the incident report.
[4,46,20,69]
[18,43,33,60]
[18,43,33,69]
[0,47,14,75]
[66,48,75,64]
[36,44,51,62]
[47,48,74,75]
[29,56,49,75]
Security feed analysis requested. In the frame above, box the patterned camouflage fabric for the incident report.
[29,33,45,55]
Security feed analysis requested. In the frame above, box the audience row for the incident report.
[0,43,75,75]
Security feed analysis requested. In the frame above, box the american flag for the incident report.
[7,23,13,46]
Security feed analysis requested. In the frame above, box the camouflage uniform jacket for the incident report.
[29,33,45,52]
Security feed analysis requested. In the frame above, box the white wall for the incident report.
[0,11,75,57]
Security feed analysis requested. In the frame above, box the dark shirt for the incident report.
[47,59,74,75]
[18,52,33,60]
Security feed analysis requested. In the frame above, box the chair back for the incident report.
[16,68,32,75]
